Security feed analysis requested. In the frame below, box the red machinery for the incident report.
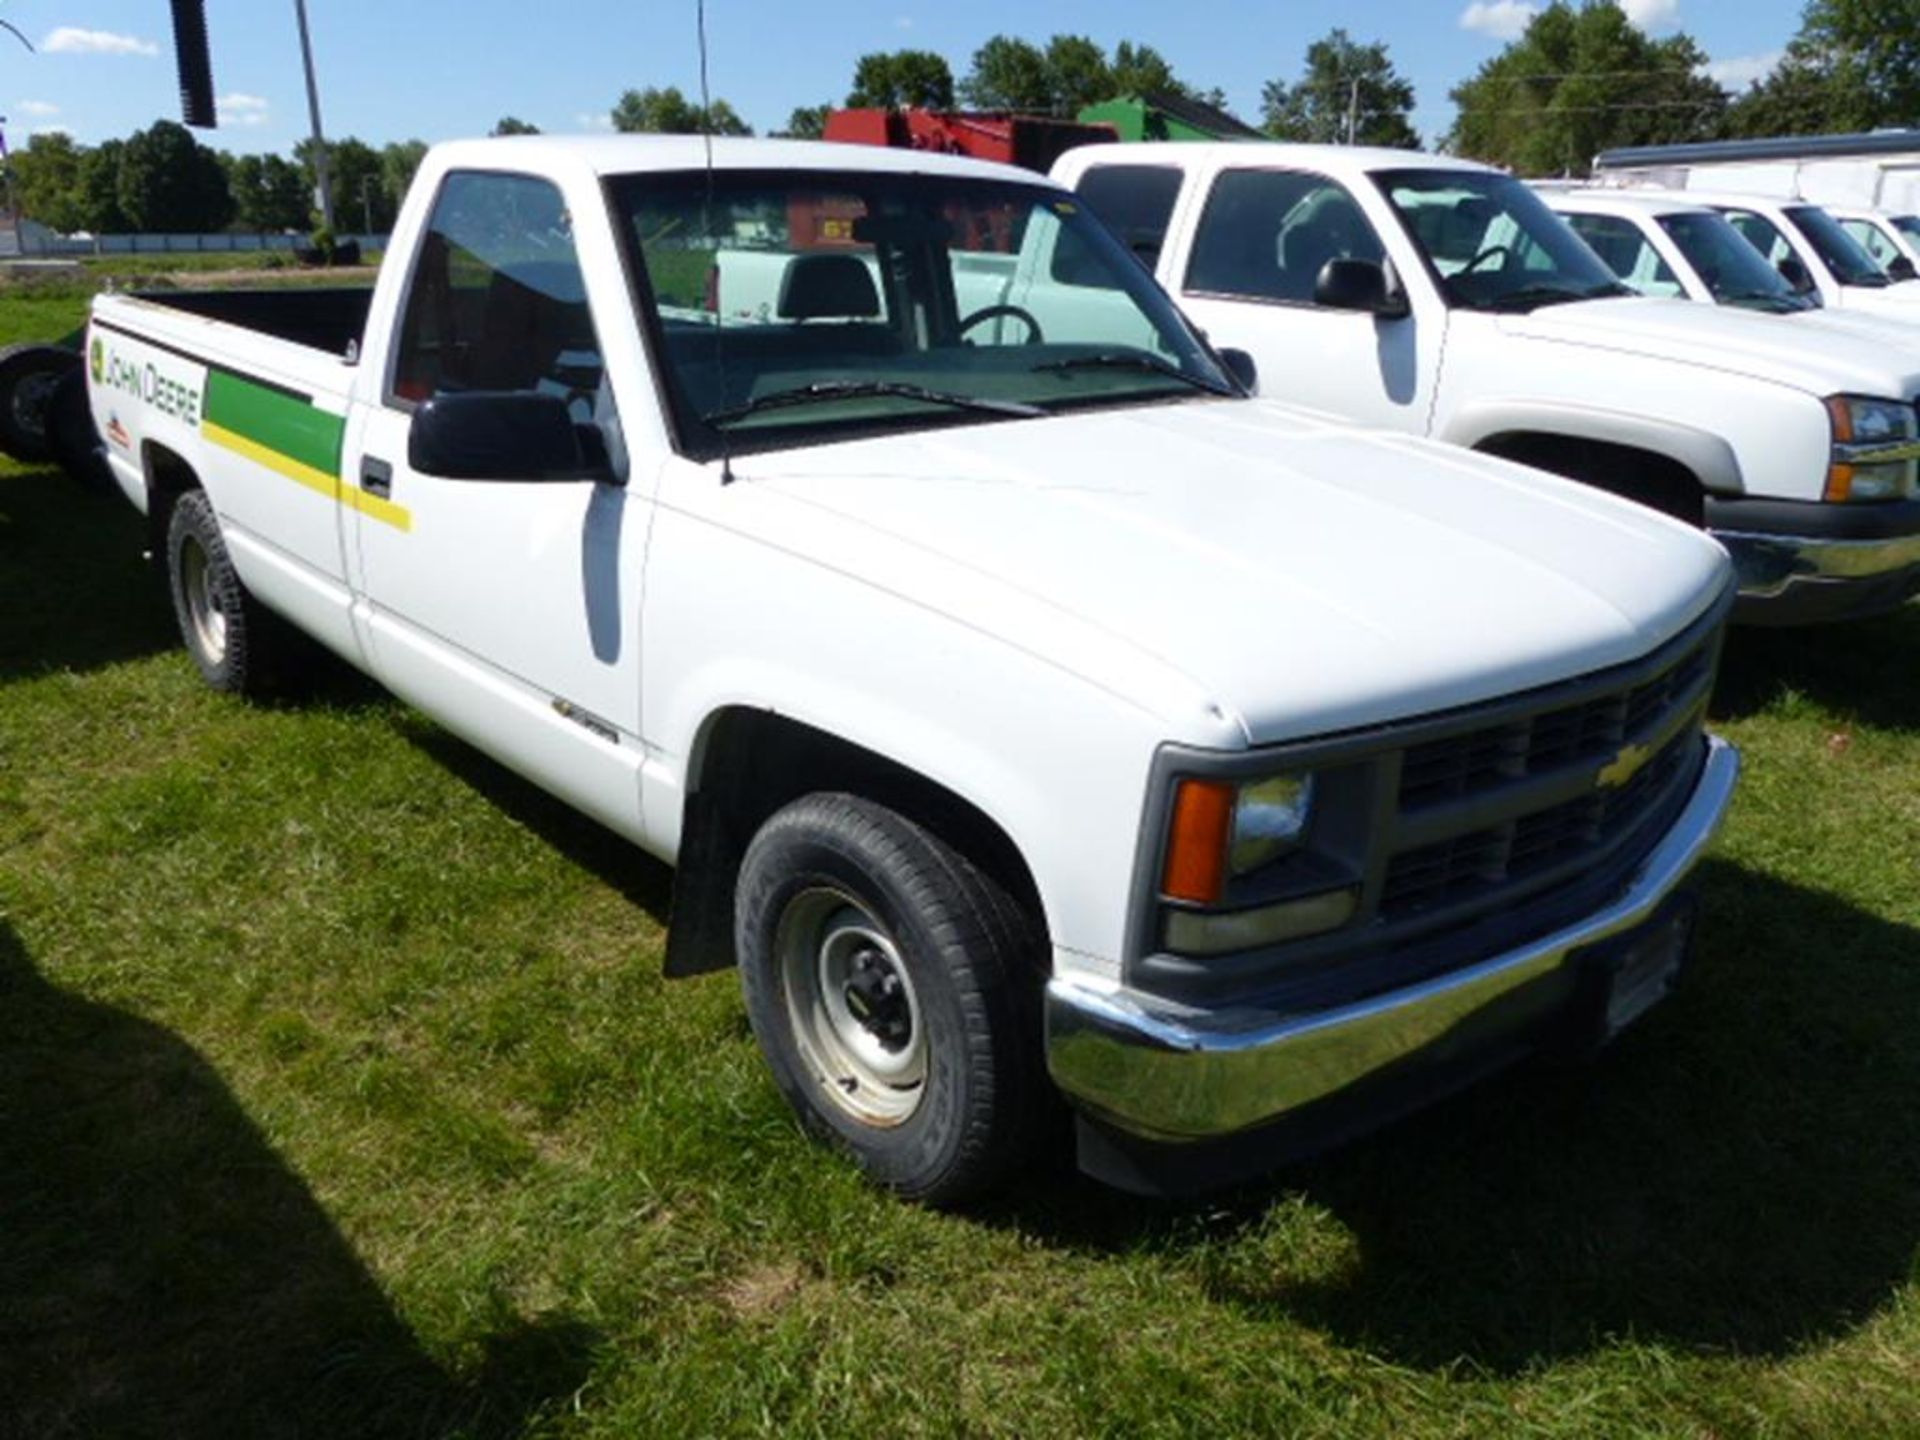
[823,108,1116,175]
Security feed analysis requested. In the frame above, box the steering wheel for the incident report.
[1460,244,1512,274]
[958,304,1046,345]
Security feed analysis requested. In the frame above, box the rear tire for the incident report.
[165,489,299,697]
[0,345,79,465]
[736,792,1044,1205]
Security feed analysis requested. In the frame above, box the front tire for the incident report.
[165,489,296,697]
[736,793,1044,1204]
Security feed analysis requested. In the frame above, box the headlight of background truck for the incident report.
[1825,395,1920,501]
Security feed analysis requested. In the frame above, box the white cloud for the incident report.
[16,99,59,117]
[1700,51,1784,90]
[573,111,615,131]
[1621,0,1681,32]
[42,27,159,56]
[894,15,914,28]
[1459,1,1538,41]
[217,93,271,128]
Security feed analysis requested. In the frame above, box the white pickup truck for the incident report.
[88,136,1739,1200]
[1053,143,1920,624]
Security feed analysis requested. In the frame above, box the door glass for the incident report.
[1842,218,1900,268]
[392,171,604,418]
[1562,212,1685,297]
[1072,165,1184,270]
[1723,210,1794,267]
[1185,169,1385,304]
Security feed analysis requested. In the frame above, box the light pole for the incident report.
[292,0,336,232]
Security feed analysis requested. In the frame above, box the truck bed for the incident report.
[126,287,374,360]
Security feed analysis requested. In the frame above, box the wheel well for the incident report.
[142,442,201,564]
[1476,432,1705,527]
[663,708,1049,979]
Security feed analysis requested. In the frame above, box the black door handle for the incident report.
[361,456,393,499]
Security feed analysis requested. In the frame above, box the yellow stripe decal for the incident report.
[202,419,413,533]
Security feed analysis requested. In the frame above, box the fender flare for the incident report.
[1441,400,1745,496]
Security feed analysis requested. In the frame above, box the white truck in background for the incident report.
[1054,142,1920,625]
[86,135,1740,1201]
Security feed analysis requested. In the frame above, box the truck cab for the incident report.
[1054,142,1920,625]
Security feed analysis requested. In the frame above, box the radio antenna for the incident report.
[696,0,736,484]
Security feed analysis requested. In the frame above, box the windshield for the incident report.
[606,169,1235,456]
[1895,215,1920,248]
[1784,205,1891,287]
[1656,210,1814,312]
[1375,169,1628,312]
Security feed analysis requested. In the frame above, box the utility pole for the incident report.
[1345,77,1360,146]
[292,0,336,232]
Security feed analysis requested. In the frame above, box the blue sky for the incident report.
[1,0,1809,155]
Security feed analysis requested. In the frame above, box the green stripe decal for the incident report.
[204,369,344,476]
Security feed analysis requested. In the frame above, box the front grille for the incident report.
[1398,636,1715,809]
[1382,727,1696,919]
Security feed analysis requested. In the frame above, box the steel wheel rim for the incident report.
[777,886,926,1126]
[11,369,58,441]
[180,534,227,664]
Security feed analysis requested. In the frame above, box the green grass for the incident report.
[3,296,1919,1437]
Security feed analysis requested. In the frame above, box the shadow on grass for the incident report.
[1714,602,1920,729]
[401,720,675,920]
[988,859,1920,1371]
[0,922,600,1439]
[0,465,176,681]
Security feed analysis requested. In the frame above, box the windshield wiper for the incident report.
[1722,289,1806,312]
[1473,281,1633,313]
[703,380,1045,428]
[1029,352,1235,396]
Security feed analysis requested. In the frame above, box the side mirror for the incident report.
[1314,258,1411,318]
[408,392,617,484]
[1889,255,1917,282]
[1778,256,1815,294]
[1218,347,1257,393]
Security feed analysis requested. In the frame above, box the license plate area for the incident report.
[1601,902,1695,1038]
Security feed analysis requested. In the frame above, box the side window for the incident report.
[1070,165,1184,274]
[1185,169,1385,304]
[392,171,603,414]
[1563,212,1684,297]
[1725,209,1793,267]
[1842,218,1901,267]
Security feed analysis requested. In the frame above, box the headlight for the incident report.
[1825,395,1920,501]
[1162,772,1317,903]
[1229,773,1314,876]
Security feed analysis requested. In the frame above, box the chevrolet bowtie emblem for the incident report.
[1598,741,1654,790]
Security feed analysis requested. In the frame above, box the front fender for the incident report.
[1440,399,1746,495]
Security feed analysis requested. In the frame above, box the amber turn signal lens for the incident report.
[1162,779,1234,905]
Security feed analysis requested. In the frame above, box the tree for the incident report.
[611,86,752,135]
[77,140,128,233]
[295,136,390,232]
[960,36,1055,110]
[380,140,429,218]
[491,116,541,136]
[1261,29,1418,147]
[779,104,831,139]
[1448,2,1726,176]
[6,131,88,233]
[847,49,954,109]
[1726,0,1920,136]
[228,152,310,231]
[117,121,233,231]
[960,33,1216,114]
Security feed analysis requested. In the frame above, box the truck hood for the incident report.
[1836,282,1920,318]
[1790,305,1920,354]
[1500,295,1920,399]
[738,400,1730,747]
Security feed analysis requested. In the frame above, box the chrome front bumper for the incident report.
[1045,735,1741,1144]
[1717,528,1920,623]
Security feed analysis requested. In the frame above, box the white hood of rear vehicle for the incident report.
[1500,295,1920,398]
[734,399,1731,747]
